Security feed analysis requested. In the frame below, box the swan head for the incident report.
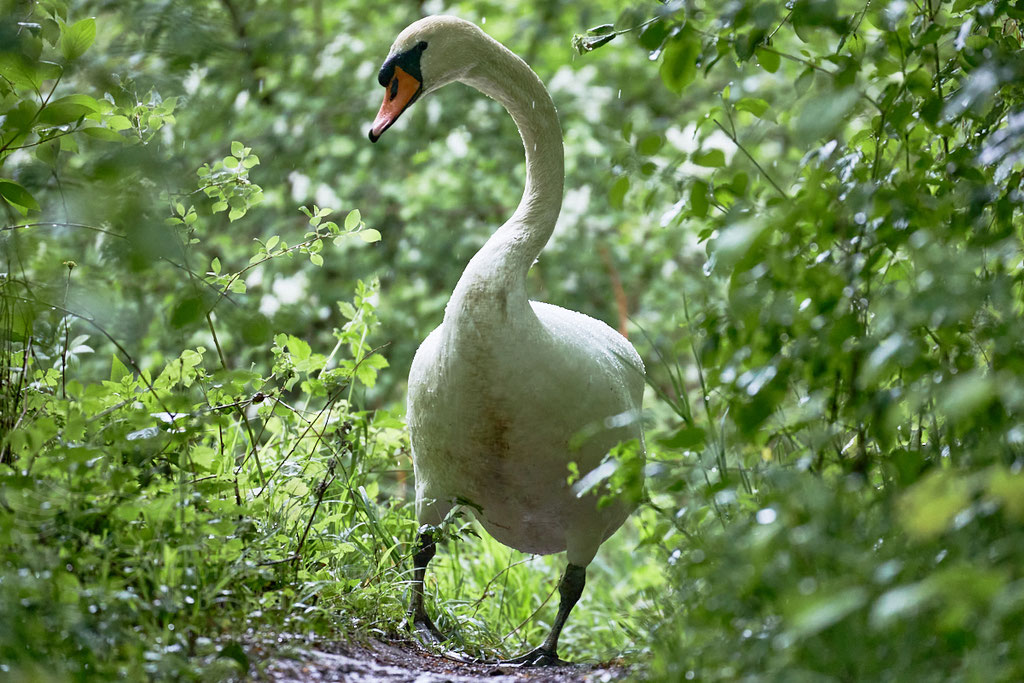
[369,16,487,142]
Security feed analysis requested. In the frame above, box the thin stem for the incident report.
[500,580,559,644]
[0,65,63,158]
[209,228,328,315]
[206,311,230,370]
[767,7,794,41]
[471,554,537,615]
[10,294,173,417]
[60,262,74,398]
[0,221,125,238]
[712,118,787,199]
[292,469,336,568]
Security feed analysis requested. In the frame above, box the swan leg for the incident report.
[408,530,445,643]
[503,563,587,666]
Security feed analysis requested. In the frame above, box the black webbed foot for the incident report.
[407,609,445,645]
[501,646,569,667]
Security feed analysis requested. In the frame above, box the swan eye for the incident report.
[389,77,399,101]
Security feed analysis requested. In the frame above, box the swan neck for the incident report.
[457,40,563,292]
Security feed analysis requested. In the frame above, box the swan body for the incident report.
[370,15,644,663]
[409,300,642,560]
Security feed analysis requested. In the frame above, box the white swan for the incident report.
[369,16,645,665]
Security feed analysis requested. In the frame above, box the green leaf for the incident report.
[898,470,971,539]
[787,587,868,640]
[659,426,706,449]
[170,296,204,329]
[217,642,249,671]
[265,235,279,250]
[989,467,1024,521]
[34,139,59,166]
[38,94,101,125]
[82,125,124,141]
[310,253,324,266]
[938,371,994,420]
[659,29,700,94]
[337,301,357,320]
[735,97,770,118]
[106,115,132,131]
[609,175,629,209]
[286,336,311,360]
[110,354,130,382]
[690,180,709,218]
[639,20,669,52]
[755,47,780,73]
[0,179,40,214]
[344,209,361,231]
[355,355,389,388]
[61,17,96,61]
[692,149,726,167]
[796,88,859,145]
[711,219,765,266]
[223,156,239,169]
[638,134,664,156]
[231,140,244,156]
[870,583,937,629]
[905,67,932,96]
[358,228,381,243]
[0,53,61,91]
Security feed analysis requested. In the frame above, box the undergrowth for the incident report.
[0,204,654,677]
[6,1,1024,681]
[0,8,657,677]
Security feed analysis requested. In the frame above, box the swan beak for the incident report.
[369,66,422,143]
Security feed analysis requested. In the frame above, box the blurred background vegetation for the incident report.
[3,0,1024,679]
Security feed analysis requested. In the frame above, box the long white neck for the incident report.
[446,36,564,319]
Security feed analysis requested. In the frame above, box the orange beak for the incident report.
[369,66,423,142]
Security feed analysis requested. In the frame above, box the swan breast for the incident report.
[407,300,643,555]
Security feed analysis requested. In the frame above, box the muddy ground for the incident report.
[263,638,631,682]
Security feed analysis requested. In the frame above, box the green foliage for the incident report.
[0,3,413,677]
[4,0,1024,679]
[571,0,1024,679]
[1,2,655,676]
[0,8,123,216]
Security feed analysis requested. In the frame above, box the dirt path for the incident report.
[264,638,630,682]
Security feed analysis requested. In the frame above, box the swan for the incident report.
[368,15,645,665]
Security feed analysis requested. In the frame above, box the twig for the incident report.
[257,555,300,567]
[471,555,538,615]
[711,118,787,199]
[292,467,337,567]
[500,581,559,644]
[159,257,243,308]
[767,7,794,41]
[10,294,172,418]
[253,342,390,497]
[0,221,127,238]
[0,64,63,158]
